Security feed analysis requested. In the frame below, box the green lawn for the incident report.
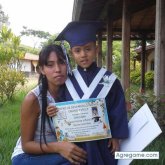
[0,78,37,165]
[0,80,164,165]
[0,91,25,165]
[131,134,165,165]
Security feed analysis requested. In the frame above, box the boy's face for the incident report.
[71,42,98,69]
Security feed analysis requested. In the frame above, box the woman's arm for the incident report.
[21,92,87,164]
[21,92,46,154]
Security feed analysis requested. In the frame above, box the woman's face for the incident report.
[41,51,67,87]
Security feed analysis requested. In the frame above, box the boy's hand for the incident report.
[108,138,120,155]
[46,105,58,117]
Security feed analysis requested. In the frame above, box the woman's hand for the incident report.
[108,138,120,155]
[58,142,87,165]
[46,105,58,117]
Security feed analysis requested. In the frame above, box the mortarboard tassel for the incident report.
[61,41,72,75]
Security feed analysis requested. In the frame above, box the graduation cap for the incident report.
[55,21,104,48]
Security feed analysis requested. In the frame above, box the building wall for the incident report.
[146,50,154,71]
[20,60,32,72]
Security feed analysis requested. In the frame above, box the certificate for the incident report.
[52,98,111,142]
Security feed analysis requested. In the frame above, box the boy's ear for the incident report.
[95,45,99,55]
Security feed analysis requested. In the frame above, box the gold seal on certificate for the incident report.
[52,98,111,142]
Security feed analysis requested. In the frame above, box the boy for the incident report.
[55,21,129,165]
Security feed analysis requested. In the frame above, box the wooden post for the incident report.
[140,36,146,93]
[106,17,113,71]
[97,31,102,67]
[154,0,165,96]
[121,0,131,92]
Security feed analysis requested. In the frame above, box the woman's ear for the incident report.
[39,66,45,75]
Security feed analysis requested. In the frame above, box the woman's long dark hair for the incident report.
[37,44,66,151]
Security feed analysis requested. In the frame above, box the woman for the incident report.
[11,44,87,165]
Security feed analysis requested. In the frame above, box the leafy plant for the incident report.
[130,69,141,85]
[125,88,165,132]
[145,71,154,89]
[0,65,26,105]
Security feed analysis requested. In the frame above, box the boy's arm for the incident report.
[108,138,120,155]
[107,79,129,138]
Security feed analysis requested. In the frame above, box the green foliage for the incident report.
[40,34,57,47]
[21,26,51,39]
[145,71,154,89]
[20,26,52,49]
[125,88,165,133]
[0,26,24,66]
[0,26,13,42]
[0,26,27,105]
[0,43,13,63]
[112,41,122,77]
[101,41,138,78]
[101,41,107,67]
[130,69,141,85]
[19,44,39,55]
[0,65,26,105]
[130,70,154,90]
[100,41,122,77]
